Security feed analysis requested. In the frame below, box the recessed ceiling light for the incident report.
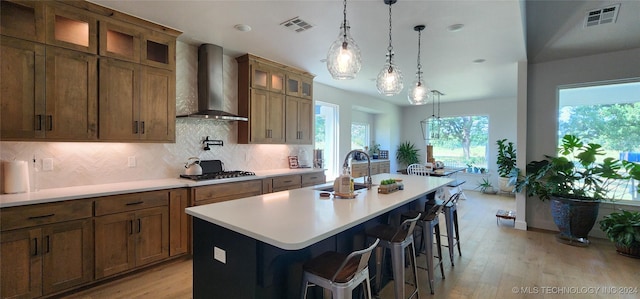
[234,24,252,32]
[448,24,464,32]
[473,59,486,63]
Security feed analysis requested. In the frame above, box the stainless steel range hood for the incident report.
[185,44,247,121]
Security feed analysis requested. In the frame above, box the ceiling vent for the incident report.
[280,17,314,33]
[584,4,620,27]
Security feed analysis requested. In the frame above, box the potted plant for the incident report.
[370,143,381,159]
[599,210,640,258]
[378,179,399,194]
[396,141,420,173]
[515,134,640,246]
[496,138,519,192]
[475,178,495,194]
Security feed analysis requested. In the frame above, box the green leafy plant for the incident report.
[369,143,381,155]
[599,210,640,247]
[475,178,494,193]
[514,134,640,201]
[396,141,420,170]
[380,179,397,185]
[496,139,520,186]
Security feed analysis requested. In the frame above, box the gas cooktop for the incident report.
[179,159,255,181]
[180,170,256,181]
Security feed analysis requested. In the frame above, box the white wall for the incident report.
[400,97,518,188]
[313,83,402,173]
[526,48,640,235]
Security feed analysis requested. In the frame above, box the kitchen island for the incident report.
[186,174,453,298]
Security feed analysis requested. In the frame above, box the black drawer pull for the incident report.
[283,180,292,183]
[28,213,55,220]
[125,201,144,206]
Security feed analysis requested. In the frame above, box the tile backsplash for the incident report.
[0,42,312,191]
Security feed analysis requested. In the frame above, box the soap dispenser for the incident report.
[333,167,352,194]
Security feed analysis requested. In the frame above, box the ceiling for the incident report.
[89,0,640,107]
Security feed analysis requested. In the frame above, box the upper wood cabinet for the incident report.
[99,19,141,63]
[236,54,314,144]
[0,0,46,43]
[0,0,180,143]
[285,96,313,144]
[45,2,98,54]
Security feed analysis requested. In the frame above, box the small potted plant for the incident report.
[475,178,495,194]
[370,143,381,159]
[396,141,420,173]
[378,179,399,194]
[599,210,640,258]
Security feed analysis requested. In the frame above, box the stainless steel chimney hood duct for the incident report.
[186,43,247,121]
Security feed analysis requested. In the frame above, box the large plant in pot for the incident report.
[496,139,519,192]
[396,141,420,174]
[515,135,640,246]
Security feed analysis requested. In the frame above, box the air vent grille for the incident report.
[584,4,620,27]
[280,17,314,33]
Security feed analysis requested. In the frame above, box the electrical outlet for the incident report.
[213,246,226,263]
[128,156,136,168]
[42,158,53,171]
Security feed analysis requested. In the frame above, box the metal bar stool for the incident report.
[442,191,462,266]
[301,238,380,299]
[401,194,456,294]
[365,213,421,299]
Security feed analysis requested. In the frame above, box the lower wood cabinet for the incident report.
[94,206,169,279]
[193,180,263,205]
[169,189,189,256]
[0,219,93,299]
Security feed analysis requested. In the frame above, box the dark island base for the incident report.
[192,193,434,299]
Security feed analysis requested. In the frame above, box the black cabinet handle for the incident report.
[137,218,141,233]
[45,235,50,253]
[36,115,43,131]
[28,213,55,220]
[33,238,38,256]
[133,121,139,134]
[141,121,145,134]
[129,220,133,235]
[283,180,292,183]
[125,201,144,206]
[46,115,53,131]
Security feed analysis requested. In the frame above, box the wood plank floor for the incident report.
[63,191,640,299]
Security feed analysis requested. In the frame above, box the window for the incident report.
[558,79,640,201]
[351,122,369,151]
[315,101,339,180]
[426,115,489,169]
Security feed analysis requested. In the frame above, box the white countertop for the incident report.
[0,168,324,208]
[186,174,453,250]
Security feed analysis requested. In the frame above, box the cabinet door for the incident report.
[45,46,97,140]
[250,63,284,93]
[99,58,140,141]
[285,97,312,144]
[169,189,189,256]
[0,228,42,299]
[141,30,175,70]
[135,207,169,267]
[0,37,45,140]
[44,3,97,54]
[0,0,45,43]
[286,74,313,99]
[139,66,175,142]
[98,19,141,63]
[250,89,284,143]
[94,212,135,279]
[41,219,93,295]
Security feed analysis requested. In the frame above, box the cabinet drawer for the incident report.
[351,164,368,178]
[301,172,326,187]
[194,180,262,204]
[272,175,302,192]
[1,200,92,231]
[95,190,168,216]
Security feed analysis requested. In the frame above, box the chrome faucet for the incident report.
[342,149,372,190]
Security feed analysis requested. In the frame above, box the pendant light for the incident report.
[408,25,429,105]
[429,90,442,139]
[376,0,403,96]
[326,0,362,80]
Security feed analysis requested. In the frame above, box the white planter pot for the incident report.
[498,177,513,192]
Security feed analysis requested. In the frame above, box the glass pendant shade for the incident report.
[327,23,362,80]
[376,60,404,96]
[408,78,429,105]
